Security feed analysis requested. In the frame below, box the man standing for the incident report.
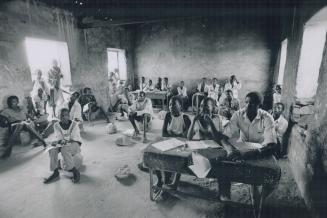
[48,60,64,117]
[272,102,288,157]
[224,75,241,99]
[129,91,153,139]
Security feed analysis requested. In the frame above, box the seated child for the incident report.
[0,96,47,158]
[44,108,82,184]
[153,96,191,192]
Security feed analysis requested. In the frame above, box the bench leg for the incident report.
[249,185,266,218]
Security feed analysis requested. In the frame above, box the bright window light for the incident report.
[107,48,127,80]
[25,37,72,86]
[296,26,326,98]
[277,39,288,85]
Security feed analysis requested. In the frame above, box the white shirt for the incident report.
[139,81,148,91]
[208,84,220,100]
[224,81,242,99]
[177,86,187,97]
[54,121,81,143]
[224,108,277,145]
[167,113,185,135]
[274,115,288,143]
[192,115,225,140]
[197,83,210,93]
[130,98,153,116]
[145,84,155,91]
[70,101,83,122]
[273,93,282,104]
[33,94,47,114]
[162,82,171,91]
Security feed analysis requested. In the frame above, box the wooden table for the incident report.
[143,140,281,218]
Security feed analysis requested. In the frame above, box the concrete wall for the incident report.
[282,1,327,217]
[0,0,79,109]
[0,0,135,110]
[75,24,135,108]
[134,18,280,105]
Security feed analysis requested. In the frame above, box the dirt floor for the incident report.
[0,114,310,218]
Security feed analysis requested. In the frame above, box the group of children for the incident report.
[0,67,287,195]
[130,88,288,201]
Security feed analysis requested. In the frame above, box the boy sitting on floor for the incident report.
[44,108,82,184]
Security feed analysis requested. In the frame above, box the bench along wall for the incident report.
[134,17,280,106]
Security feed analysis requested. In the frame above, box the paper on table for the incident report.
[188,152,211,178]
[186,140,221,150]
[230,140,263,152]
[152,138,186,151]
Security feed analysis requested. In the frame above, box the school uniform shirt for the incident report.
[130,98,153,116]
[192,115,225,140]
[166,113,190,136]
[217,93,227,105]
[139,81,148,91]
[197,83,210,93]
[224,108,277,145]
[161,82,171,91]
[120,92,135,105]
[177,86,187,97]
[224,81,242,99]
[33,94,47,115]
[145,84,155,91]
[69,101,83,122]
[220,98,240,112]
[273,93,282,104]
[208,84,220,100]
[274,115,288,143]
[54,120,81,143]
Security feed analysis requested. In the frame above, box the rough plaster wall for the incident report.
[284,1,327,217]
[0,0,79,109]
[135,18,277,105]
[74,25,135,108]
[0,0,133,110]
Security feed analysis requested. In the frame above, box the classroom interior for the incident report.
[1,0,327,218]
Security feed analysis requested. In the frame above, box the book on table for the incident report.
[151,138,186,151]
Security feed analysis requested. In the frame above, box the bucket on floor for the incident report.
[19,131,31,146]
[106,123,117,134]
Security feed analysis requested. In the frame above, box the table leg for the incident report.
[249,185,265,218]
[143,116,147,143]
[149,169,163,201]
